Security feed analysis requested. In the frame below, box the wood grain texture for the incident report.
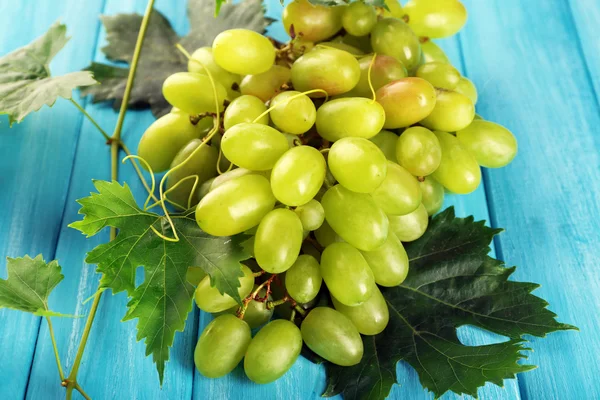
[0,0,596,399]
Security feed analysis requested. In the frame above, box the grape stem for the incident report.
[64,0,156,398]
[46,317,65,381]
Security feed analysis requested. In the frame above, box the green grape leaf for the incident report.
[0,22,97,126]
[323,208,576,400]
[0,255,72,317]
[80,0,272,118]
[69,180,250,382]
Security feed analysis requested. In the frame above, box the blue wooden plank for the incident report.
[24,1,197,399]
[0,1,106,398]
[459,0,599,399]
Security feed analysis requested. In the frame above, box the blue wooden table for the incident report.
[1,0,598,399]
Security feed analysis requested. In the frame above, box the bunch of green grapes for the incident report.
[135,0,518,384]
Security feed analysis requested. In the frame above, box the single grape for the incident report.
[431,131,481,194]
[240,286,274,329]
[212,29,275,75]
[455,77,478,105]
[353,55,408,98]
[420,90,475,132]
[383,0,405,18]
[376,78,436,129]
[194,264,254,312]
[314,220,344,248]
[328,137,388,193]
[270,146,326,206]
[240,65,291,102]
[221,123,289,171]
[332,285,389,335]
[419,177,445,216]
[371,161,422,215]
[282,0,343,42]
[416,62,461,90]
[255,209,303,274]
[162,72,227,115]
[195,174,275,236]
[198,178,214,200]
[370,18,422,72]
[223,95,268,130]
[322,185,388,251]
[316,98,386,142]
[456,120,518,168]
[301,242,322,262]
[194,314,251,378]
[389,203,429,242]
[188,47,241,99]
[270,91,317,135]
[403,0,468,38]
[396,126,442,176]
[294,199,325,231]
[137,111,206,172]
[369,130,399,161]
[291,48,360,97]
[342,2,377,37]
[244,320,303,384]
[301,307,363,366]
[166,139,218,208]
[321,242,375,306]
[291,38,315,57]
[360,231,408,286]
[318,41,365,55]
[336,33,373,54]
[421,40,451,64]
[285,254,322,304]
[209,168,269,192]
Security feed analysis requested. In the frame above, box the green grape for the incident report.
[370,18,422,72]
[241,286,273,329]
[209,133,233,173]
[360,231,408,286]
[322,185,388,251]
[316,98,385,142]
[456,120,518,168]
[342,2,377,37]
[432,131,481,194]
[255,209,304,273]
[420,90,475,132]
[369,130,399,161]
[270,91,317,135]
[332,285,389,335]
[454,78,478,106]
[163,72,227,115]
[403,0,468,38]
[396,126,442,176]
[240,65,291,102]
[376,78,436,129]
[223,95,268,130]
[389,203,429,242]
[138,111,205,172]
[221,123,288,171]
[383,0,404,18]
[301,242,322,262]
[328,137,387,193]
[212,29,275,75]
[282,0,344,42]
[337,33,373,54]
[291,48,361,97]
[198,178,214,200]
[294,199,325,231]
[318,41,364,55]
[194,264,254,312]
[166,139,219,208]
[421,40,450,64]
[210,168,269,192]
[301,307,363,366]
[314,220,344,248]
[320,242,375,306]
[285,254,322,303]
[353,55,408,98]
[416,62,461,90]
[291,38,315,57]
[195,175,276,236]
[244,320,303,384]
[194,314,251,378]
[188,47,241,99]
[419,177,445,216]
[186,267,207,286]
[270,146,326,206]
[371,161,422,215]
